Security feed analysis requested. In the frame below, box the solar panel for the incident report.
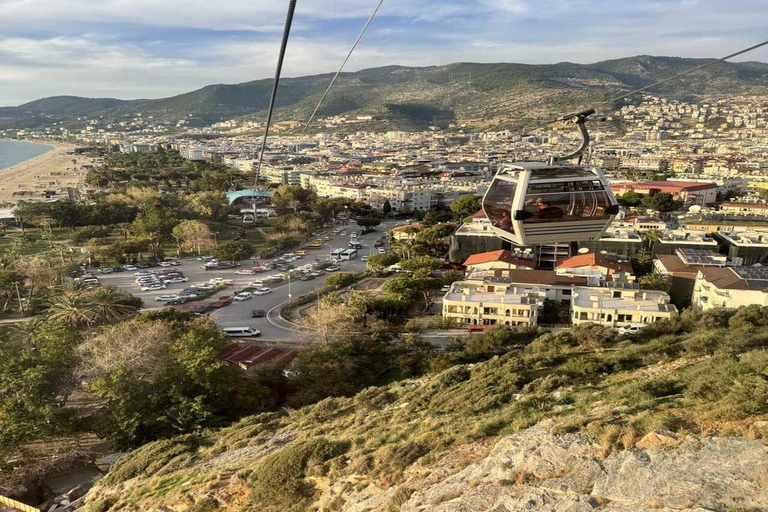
[734,266,768,282]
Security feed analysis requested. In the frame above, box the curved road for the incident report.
[98,220,398,342]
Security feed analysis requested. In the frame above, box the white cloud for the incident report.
[1,0,768,105]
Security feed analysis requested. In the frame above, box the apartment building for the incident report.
[442,279,540,327]
[571,285,678,327]
[610,181,718,205]
[692,266,768,311]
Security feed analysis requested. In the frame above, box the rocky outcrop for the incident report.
[316,425,768,512]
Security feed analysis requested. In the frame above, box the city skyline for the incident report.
[2,0,768,106]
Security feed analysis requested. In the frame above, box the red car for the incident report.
[209,299,233,309]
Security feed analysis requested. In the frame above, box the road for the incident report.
[98,220,399,341]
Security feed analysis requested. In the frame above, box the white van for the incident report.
[222,327,261,337]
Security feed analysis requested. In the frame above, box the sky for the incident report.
[1,0,768,106]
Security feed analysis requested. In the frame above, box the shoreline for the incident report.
[0,140,92,204]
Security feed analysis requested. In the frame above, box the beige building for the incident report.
[692,266,768,311]
[571,285,678,327]
[442,280,540,327]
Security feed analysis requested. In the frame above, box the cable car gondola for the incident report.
[482,109,619,246]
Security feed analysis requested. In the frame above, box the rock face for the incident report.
[319,425,768,512]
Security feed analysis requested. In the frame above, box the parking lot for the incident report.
[95,220,399,341]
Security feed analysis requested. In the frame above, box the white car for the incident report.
[326,266,340,272]
[249,280,265,287]
[618,325,645,336]
[253,287,272,296]
[340,231,348,236]
[234,292,253,301]
[209,277,234,284]
[123,265,138,271]
[361,256,369,262]
[235,269,256,275]
[141,284,167,291]
[350,233,357,238]
[158,261,173,267]
[163,277,188,284]
[192,283,216,290]
[155,294,179,302]
[378,248,386,254]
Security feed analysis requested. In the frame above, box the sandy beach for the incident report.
[0,141,93,204]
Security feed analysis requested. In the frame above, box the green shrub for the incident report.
[102,435,200,485]
[249,439,349,512]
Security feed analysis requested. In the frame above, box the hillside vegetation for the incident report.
[84,306,768,512]
[3,56,768,130]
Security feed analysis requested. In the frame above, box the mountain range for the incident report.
[2,55,768,132]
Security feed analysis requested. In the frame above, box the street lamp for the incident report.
[288,271,292,301]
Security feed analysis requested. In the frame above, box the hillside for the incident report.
[3,56,768,131]
[82,307,768,512]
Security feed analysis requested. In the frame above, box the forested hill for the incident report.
[3,55,768,131]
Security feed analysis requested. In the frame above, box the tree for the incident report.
[188,191,229,221]
[421,210,451,227]
[326,272,360,289]
[365,253,400,271]
[639,272,672,294]
[214,240,254,262]
[413,224,456,257]
[450,195,482,218]
[616,191,643,207]
[172,220,215,255]
[357,217,381,233]
[640,229,663,250]
[79,320,173,381]
[399,256,442,273]
[382,199,392,215]
[286,335,393,407]
[87,318,270,448]
[0,321,81,447]
[641,192,681,212]
[295,302,362,344]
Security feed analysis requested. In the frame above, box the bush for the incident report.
[326,272,362,289]
[249,439,349,512]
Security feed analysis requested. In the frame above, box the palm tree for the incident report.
[10,317,46,345]
[85,287,138,324]
[641,229,663,251]
[47,295,96,327]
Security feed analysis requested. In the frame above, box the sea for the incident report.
[0,139,54,171]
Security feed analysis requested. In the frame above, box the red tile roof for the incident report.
[222,344,297,370]
[463,250,535,268]
[611,181,717,193]
[470,209,487,219]
[392,222,422,233]
[556,252,634,275]
[490,269,588,286]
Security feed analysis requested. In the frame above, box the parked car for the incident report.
[141,284,167,292]
[249,280,265,287]
[155,294,179,302]
[123,264,138,271]
[326,266,340,272]
[378,248,386,254]
[209,299,233,308]
[253,288,272,296]
[163,277,189,284]
[192,283,216,290]
[618,325,645,336]
[209,277,234,285]
[299,274,315,281]
[361,256,369,262]
[234,292,253,301]
[193,304,214,315]
[98,267,114,274]
[235,269,256,275]
[250,309,266,318]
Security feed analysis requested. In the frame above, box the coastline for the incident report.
[0,140,92,204]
